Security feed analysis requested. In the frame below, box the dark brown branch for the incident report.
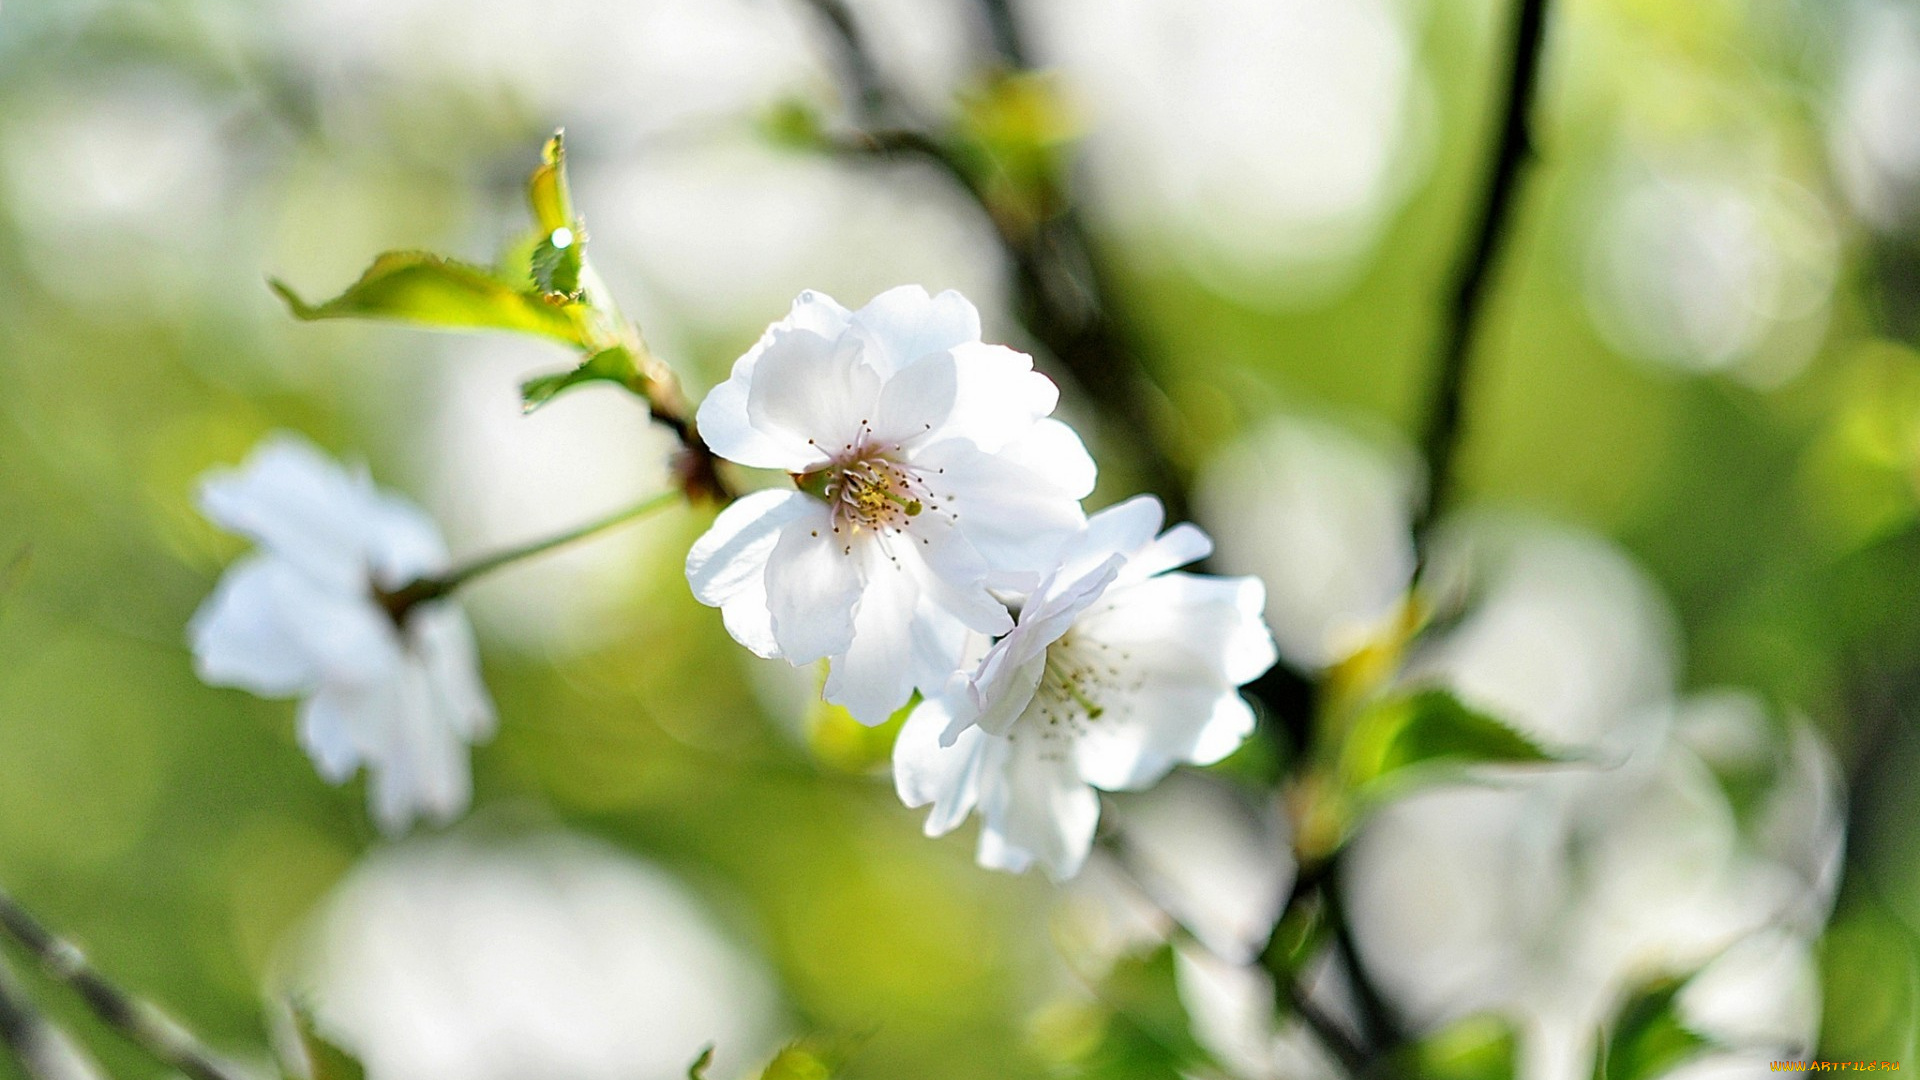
[0,953,104,1080]
[1410,0,1553,555]
[794,0,893,123]
[0,889,255,1080]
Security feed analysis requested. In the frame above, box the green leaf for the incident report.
[288,1004,367,1080]
[529,231,583,298]
[1343,688,1564,794]
[687,1044,715,1079]
[527,130,576,236]
[1592,977,1711,1080]
[759,98,828,151]
[756,1037,849,1080]
[1402,1014,1518,1080]
[519,346,640,412]
[524,132,586,298]
[272,252,587,345]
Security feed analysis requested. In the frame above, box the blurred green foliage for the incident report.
[0,0,1915,1078]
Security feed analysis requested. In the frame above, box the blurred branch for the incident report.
[0,953,106,1080]
[0,889,257,1080]
[1410,0,1553,558]
[799,0,1192,521]
[794,0,893,123]
[1102,833,1376,1078]
[969,0,1031,68]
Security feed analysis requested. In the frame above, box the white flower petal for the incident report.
[198,555,401,690]
[1119,522,1215,585]
[411,603,498,743]
[1053,495,1165,588]
[368,493,452,589]
[968,652,1048,742]
[916,438,1089,582]
[298,685,368,784]
[847,285,982,375]
[870,350,958,448]
[695,374,808,471]
[189,555,321,696]
[197,433,383,588]
[695,289,858,472]
[822,548,921,724]
[764,515,864,665]
[937,342,1060,452]
[977,730,1101,880]
[686,490,816,658]
[894,695,990,836]
[996,416,1097,500]
[365,659,474,834]
[746,328,882,458]
[1080,573,1277,687]
[1073,682,1256,791]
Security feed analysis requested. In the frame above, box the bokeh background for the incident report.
[0,0,1916,1077]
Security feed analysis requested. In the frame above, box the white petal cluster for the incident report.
[687,285,1096,724]
[690,288,1277,879]
[189,434,494,833]
[893,497,1277,880]
[1198,418,1841,1080]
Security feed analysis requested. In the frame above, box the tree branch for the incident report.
[0,889,256,1080]
[1410,0,1553,556]
[0,953,106,1080]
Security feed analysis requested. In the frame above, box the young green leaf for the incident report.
[519,346,641,412]
[1592,976,1711,1080]
[1401,1014,1519,1080]
[527,131,576,237]
[272,252,588,345]
[1342,688,1564,794]
[756,1038,845,1080]
[524,133,586,298]
[288,1004,367,1080]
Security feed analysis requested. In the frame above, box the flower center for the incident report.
[795,441,949,552]
[1022,631,1137,740]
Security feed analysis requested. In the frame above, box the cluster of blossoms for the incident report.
[688,286,1279,878]
[190,286,1277,878]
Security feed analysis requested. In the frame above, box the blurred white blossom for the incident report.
[1831,1,1920,230]
[290,832,781,1080]
[190,434,493,833]
[893,496,1276,880]
[1200,416,1838,1079]
[1198,415,1420,671]
[1344,541,1838,1080]
[1031,0,1433,301]
[1582,155,1837,387]
[686,285,1095,724]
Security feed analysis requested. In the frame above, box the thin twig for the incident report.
[0,953,106,1080]
[814,0,1191,520]
[970,0,1031,67]
[794,0,893,123]
[1409,0,1553,557]
[0,889,254,1080]
[1101,834,1374,1077]
[377,489,681,624]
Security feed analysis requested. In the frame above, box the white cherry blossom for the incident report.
[686,285,1096,724]
[893,496,1277,880]
[189,433,494,833]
